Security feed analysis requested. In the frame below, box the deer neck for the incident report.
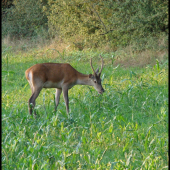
[76,73,92,86]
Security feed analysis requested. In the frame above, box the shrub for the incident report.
[44,0,168,49]
[2,0,48,38]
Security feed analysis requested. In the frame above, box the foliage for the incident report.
[2,0,48,38]
[44,0,168,49]
[2,47,168,169]
[2,0,168,49]
[2,0,14,9]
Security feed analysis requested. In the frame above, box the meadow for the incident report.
[2,43,168,169]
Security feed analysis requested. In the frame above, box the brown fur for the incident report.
[25,63,80,86]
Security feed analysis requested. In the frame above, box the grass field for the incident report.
[2,44,168,169]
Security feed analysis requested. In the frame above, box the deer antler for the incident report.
[90,58,96,75]
[98,55,103,76]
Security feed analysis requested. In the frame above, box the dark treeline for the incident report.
[2,0,168,49]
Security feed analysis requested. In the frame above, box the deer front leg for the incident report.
[62,87,69,115]
[55,88,62,111]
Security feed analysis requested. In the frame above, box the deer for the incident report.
[25,55,104,116]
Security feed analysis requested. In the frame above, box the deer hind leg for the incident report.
[28,87,42,115]
[55,88,62,111]
[27,73,43,115]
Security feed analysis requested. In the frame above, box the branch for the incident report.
[91,4,108,33]
[100,29,114,35]
[87,2,114,36]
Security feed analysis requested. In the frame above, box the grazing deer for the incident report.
[25,56,104,115]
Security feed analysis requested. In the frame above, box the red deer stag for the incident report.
[25,56,104,115]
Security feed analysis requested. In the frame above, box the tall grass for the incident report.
[2,43,168,169]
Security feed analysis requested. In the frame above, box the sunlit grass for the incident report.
[2,46,168,169]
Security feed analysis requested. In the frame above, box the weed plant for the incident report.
[2,47,168,169]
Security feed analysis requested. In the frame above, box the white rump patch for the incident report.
[28,72,34,92]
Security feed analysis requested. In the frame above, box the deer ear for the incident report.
[89,74,94,79]
[95,68,99,74]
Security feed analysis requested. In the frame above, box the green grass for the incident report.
[2,46,168,169]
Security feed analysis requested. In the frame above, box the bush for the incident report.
[2,0,48,38]
[44,0,168,49]
[2,0,168,49]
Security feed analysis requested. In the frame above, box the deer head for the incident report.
[89,55,104,94]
